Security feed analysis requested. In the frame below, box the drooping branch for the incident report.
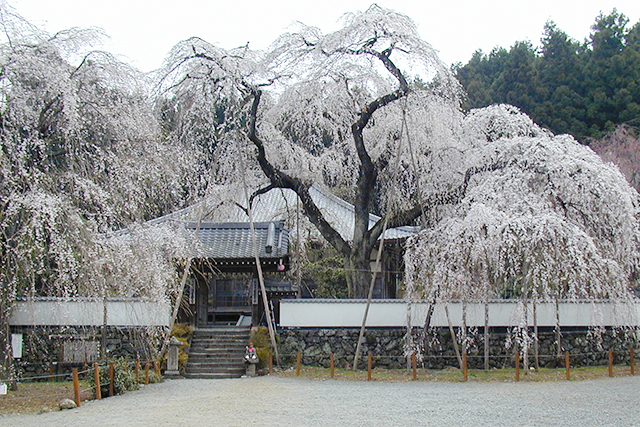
[367,160,510,247]
[244,88,352,258]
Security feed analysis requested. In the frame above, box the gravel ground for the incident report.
[1,376,639,426]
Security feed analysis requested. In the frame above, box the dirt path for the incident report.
[1,376,639,426]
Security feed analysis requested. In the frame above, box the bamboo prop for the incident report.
[445,304,463,369]
[72,369,81,407]
[330,353,335,378]
[353,229,388,370]
[484,301,490,370]
[236,139,280,367]
[108,362,114,397]
[411,353,417,381]
[159,219,201,361]
[94,363,101,400]
[533,300,540,371]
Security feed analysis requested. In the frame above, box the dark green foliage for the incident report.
[455,9,640,142]
[300,242,348,299]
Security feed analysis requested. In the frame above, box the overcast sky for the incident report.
[10,0,640,72]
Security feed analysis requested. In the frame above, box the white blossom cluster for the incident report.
[405,105,640,303]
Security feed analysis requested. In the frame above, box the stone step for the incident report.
[185,328,252,379]
[185,366,244,372]
[184,372,244,379]
[187,359,245,365]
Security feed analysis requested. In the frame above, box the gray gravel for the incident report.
[1,376,639,426]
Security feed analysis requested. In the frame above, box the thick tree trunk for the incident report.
[347,250,373,298]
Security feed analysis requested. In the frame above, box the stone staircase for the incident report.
[185,327,251,379]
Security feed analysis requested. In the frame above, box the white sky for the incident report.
[10,0,640,72]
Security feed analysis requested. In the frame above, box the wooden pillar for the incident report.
[608,349,614,378]
[144,361,150,385]
[72,369,81,407]
[565,352,570,381]
[367,353,373,381]
[269,351,273,375]
[463,352,468,382]
[515,352,520,382]
[135,356,140,383]
[296,352,301,376]
[93,363,101,400]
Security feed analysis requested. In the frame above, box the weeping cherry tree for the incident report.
[158,5,499,297]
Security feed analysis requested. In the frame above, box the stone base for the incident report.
[245,363,256,377]
[164,370,181,378]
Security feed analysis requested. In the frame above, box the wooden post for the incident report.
[135,356,140,383]
[296,352,301,376]
[608,348,614,377]
[463,352,468,382]
[565,352,570,381]
[94,363,101,400]
[367,353,373,381]
[268,351,273,375]
[145,361,150,385]
[72,368,81,407]
[108,362,114,397]
[411,353,417,381]
[154,359,160,375]
[49,362,55,382]
[630,347,635,375]
[515,352,520,382]
[330,353,335,379]
[484,302,490,371]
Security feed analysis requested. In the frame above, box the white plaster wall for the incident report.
[280,300,640,328]
[9,299,171,327]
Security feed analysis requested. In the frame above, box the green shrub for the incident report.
[170,323,194,373]
[250,326,274,371]
[89,358,140,396]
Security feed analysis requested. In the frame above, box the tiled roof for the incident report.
[153,183,418,242]
[186,221,288,259]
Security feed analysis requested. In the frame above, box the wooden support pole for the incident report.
[463,352,468,382]
[515,352,520,382]
[144,361,150,385]
[565,352,570,381]
[296,352,301,376]
[268,351,273,375]
[135,356,140,383]
[330,353,335,379]
[367,353,373,381]
[94,363,101,400]
[72,368,81,407]
[154,359,160,375]
[108,362,114,397]
[630,347,635,376]
[411,353,417,381]
[608,348,614,378]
